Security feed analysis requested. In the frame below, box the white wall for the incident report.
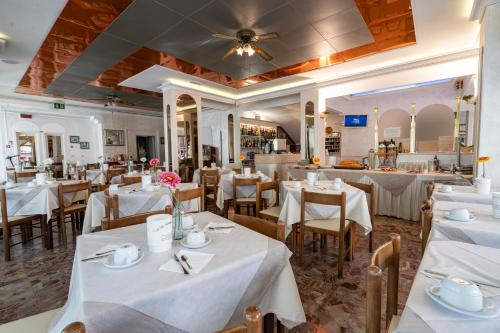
[200,108,236,165]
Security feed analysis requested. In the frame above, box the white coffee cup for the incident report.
[5,181,15,189]
[187,230,206,245]
[103,163,109,171]
[449,208,471,220]
[146,214,173,253]
[334,178,342,184]
[437,275,483,312]
[182,215,194,229]
[440,185,452,193]
[331,182,341,191]
[109,184,119,192]
[113,243,139,265]
[244,167,251,177]
[36,173,47,185]
[141,175,152,189]
[211,162,217,169]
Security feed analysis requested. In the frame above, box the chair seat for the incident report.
[387,314,400,332]
[63,203,87,214]
[259,206,282,218]
[206,193,215,200]
[305,218,350,233]
[235,197,257,204]
[0,308,59,333]
[1,215,39,226]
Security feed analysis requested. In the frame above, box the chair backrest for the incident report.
[13,171,37,183]
[233,167,241,174]
[218,306,263,333]
[101,208,170,230]
[103,189,119,219]
[425,182,435,201]
[366,233,401,333]
[96,184,110,192]
[228,207,285,242]
[77,170,87,180]
[233,176,260,204]
[122,175,142,185]
[107,168,126,183]
[86,163,99,170]
[58,181,91,211]
[0,188,9,225]
[62,321,86,333]
[346,181,376,223]
[256,180,280,214]
[175,184,205,212]
[300,189,347,233]
[200,169,219,183]
[420,201,433,255]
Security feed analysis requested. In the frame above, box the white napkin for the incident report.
[203,221,236,234]
[82,245,118,263]
[159,250,214,274]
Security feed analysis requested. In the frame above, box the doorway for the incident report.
[136,136,156,161]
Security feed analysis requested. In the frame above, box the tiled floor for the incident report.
[0,216,421,332]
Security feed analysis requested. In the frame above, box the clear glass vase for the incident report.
[173,204,183,240]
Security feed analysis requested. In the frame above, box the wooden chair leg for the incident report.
[264,313,275,332]
[338,233,344,278]
[20,224,28,244]
[299,228,305,262]
[369,230,373,253]
[47,216,54,249]
[3,224,10,261]
[320,234,326,249]
[59,213,68,246]
[291,225,297,254]
[312,233,317,252]
[70,214,77,240]
[277,319,289,333]
[349,225,355,261]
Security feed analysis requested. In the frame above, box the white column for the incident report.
[194,95,203,170]
[162,88,177,171]
[0,106,7,182]
[234,104,241,164]
[300,88,326,163]
[476,1,500,184]
[409,102,417,153]
[373,107,379,151]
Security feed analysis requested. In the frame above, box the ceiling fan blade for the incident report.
[212,33,239,41]
[221,46,237,60]
[255,32,280,41]
[253,44,273,61]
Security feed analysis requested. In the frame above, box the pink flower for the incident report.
[159,171,181,189]
[149,158,160,167]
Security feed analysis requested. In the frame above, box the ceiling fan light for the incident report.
[247,47,255,56]
[236,46,244,56]
[243,43,252,52]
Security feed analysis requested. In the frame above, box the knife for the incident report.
[81,253,112,262]
[423,269,500,289]
[174,253,190,275]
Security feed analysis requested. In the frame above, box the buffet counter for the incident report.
[288,167,468,221]
[255,154,301,181]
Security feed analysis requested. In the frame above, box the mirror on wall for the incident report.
[177,94,198,181]
[305,101,315,160]
[415,104,455,152]
[228,114,234,163]
[46,134,63,162]
[378,109,411,153]
[16,132,37,166]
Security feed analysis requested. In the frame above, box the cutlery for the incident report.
[181,255,192,270]
[174,253,189,275]
[208,226,235,230]
[423,269,500,289]
[95,249,115,256]
[81,253,112,262]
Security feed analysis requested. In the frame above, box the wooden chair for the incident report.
[218,306,263,333]
[101,208,170,230]
[121,175,142,185]
[103,189,119,220]
[96,184,110,192]
[297,189,353,277]
[12,170,37,183]
[57,181,91,244]
[106,168,126,183]
[228,207,285,242]
[425,182,435,201]
[420,201,433,255]
[233,176,260,216]
[366,233,401,333]
[256,180,281,222]
[201,170,219,213]
[175,185,205,213]
[346,181,376,252]
[233,167,242,174]
[86,163,99,170]
[1,188,42,261]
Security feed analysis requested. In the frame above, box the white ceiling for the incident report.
[0,0,67,95]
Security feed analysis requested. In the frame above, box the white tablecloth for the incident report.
[288,168,463,221]
[397,241,500,333]
[3,180,87,220]
[85,170,107,185]
[82,183,199,233]
[279,180,372,236]
[216,173,274,209]
[192,167,231,185]
[49,212,306,333]
[432,185,492,205]
[430,201,500,249]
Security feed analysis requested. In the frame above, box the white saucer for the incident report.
[103,249,144,269]
[444,211,476,222]
[426,284,500,318]
[183,222,197,231]
[438,189,453,193]
[180,235,212,249]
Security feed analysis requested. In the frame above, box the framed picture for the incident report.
[160,137,165,144]
[104,129,125,146]
[69,136,80,143]
[80,142,90,149]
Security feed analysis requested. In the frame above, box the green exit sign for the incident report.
[53,102,65,109]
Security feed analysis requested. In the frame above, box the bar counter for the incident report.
[254,153,301,181]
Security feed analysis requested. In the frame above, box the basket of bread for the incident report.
[334,159,365,170]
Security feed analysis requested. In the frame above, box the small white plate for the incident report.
[180,235,212,249]
[103,249,144,269]
[444,212,476,222]
[438,189,453,193]
[426,284,500,318]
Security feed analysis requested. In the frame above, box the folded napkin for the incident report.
[203,221,236,234]
[82,245,118,263]
[160,250,214,275]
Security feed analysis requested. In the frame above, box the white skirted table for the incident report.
[397,241,500,332]
[216,173,274,210]
[82,183,199,233]
[430,200,500,249]
[49,212,306,333]
[288,167,464,221]
[192,167,231,184]
[431,184,492,205]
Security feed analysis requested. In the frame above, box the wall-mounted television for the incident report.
[344,115,367,127]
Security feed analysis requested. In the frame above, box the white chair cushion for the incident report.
[236,197,256,203]
[388,314,401,332]
[305,219,350,232]
[0,309,59,333]
[259,206,281,218]
[206,193,215,200]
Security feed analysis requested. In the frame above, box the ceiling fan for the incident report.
[212,29,280,61]
[88,94,125,107]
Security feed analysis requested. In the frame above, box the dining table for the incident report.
[396,240,500,332]
[430,200,500,249]
[216,172,274,210]
[49,211,306,333]
[431,184,493,205]
[82,182,200,233]
[191,167,231,184]
[279,180,372,236]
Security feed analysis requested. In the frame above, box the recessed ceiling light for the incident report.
[1,59,19,65]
